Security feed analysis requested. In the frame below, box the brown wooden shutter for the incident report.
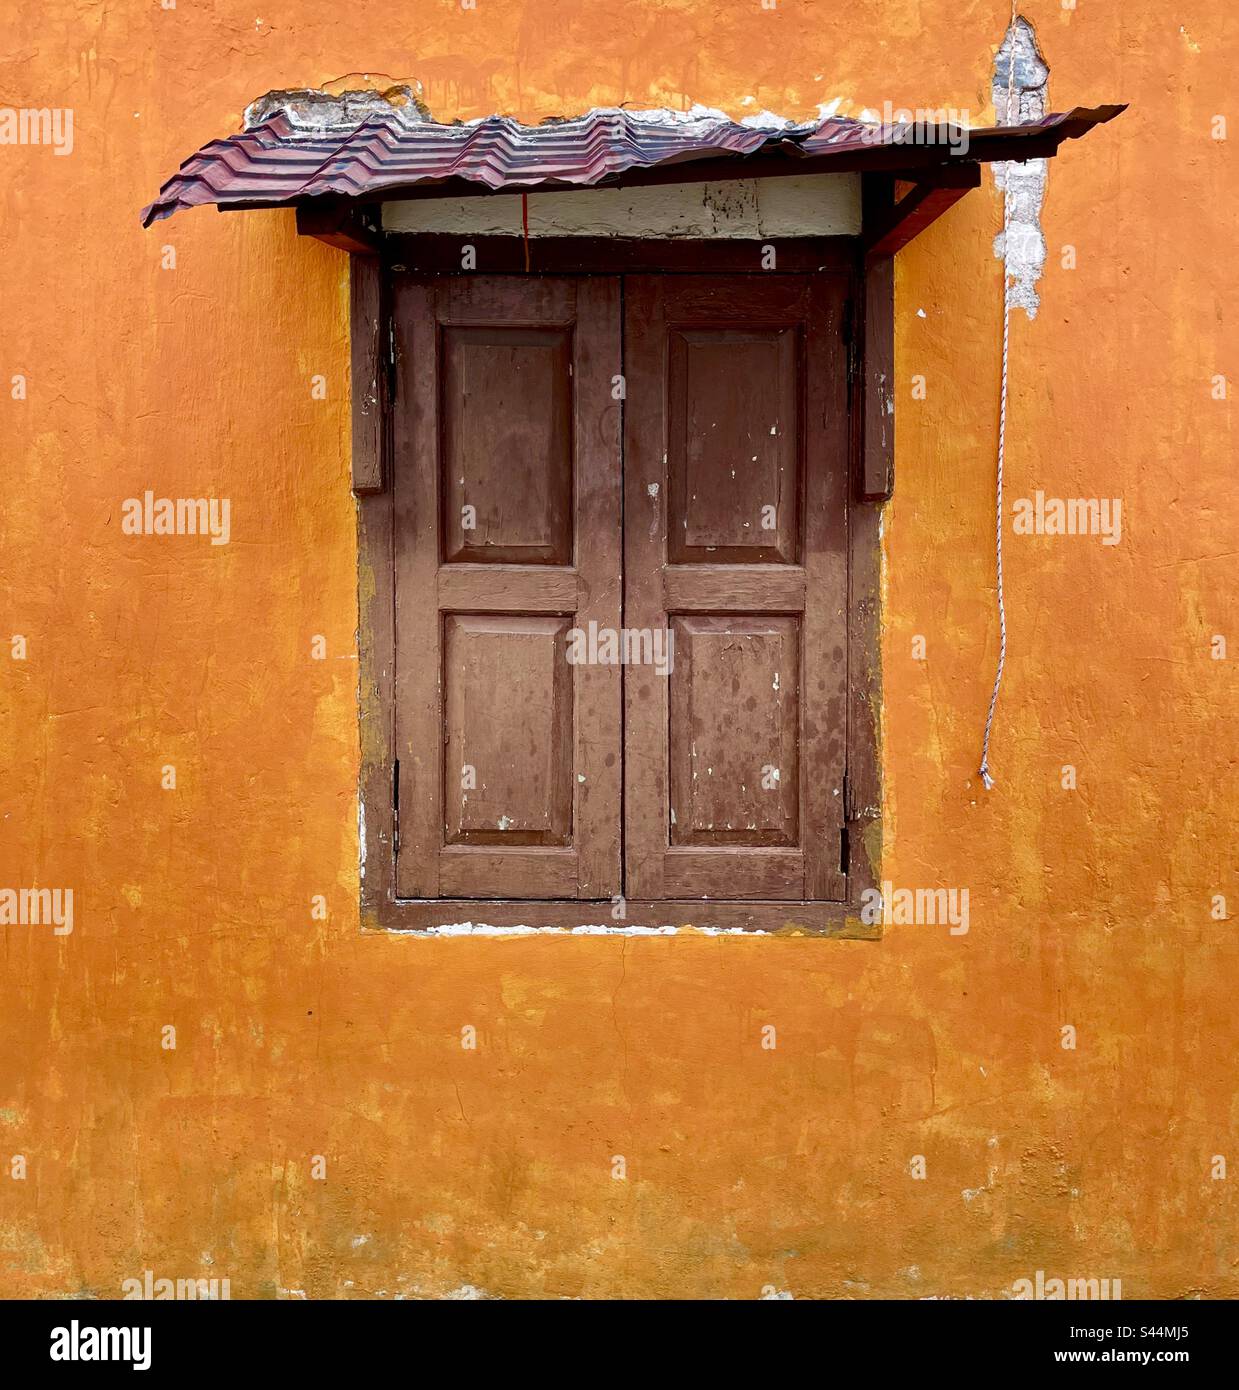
[623,275,849,902]
[393,277,622,900]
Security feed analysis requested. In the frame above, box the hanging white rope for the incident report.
[978,6,1019,792]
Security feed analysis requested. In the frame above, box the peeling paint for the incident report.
[992,16,1050,318]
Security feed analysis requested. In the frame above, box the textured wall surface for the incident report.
[0,1,1235,1299]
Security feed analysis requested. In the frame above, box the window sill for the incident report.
[360,897,880,938]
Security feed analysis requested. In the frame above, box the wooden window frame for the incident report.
[353,234,883,938]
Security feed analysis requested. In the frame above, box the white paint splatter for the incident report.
[388,921,767,938]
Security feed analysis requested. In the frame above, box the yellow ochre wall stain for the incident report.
[0,0,1235,1299]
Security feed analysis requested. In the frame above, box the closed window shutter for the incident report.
[623,276,849,902]
[392,277,623,900]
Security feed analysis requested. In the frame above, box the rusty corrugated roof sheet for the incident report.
[800,105,1123,157]
[140,90,1124,227]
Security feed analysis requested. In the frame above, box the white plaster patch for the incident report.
[388,922,767,938]
[992,17,1050,319]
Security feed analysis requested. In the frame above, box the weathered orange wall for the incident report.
[1,0,1235,1298]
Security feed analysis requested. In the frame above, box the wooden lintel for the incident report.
[862,165,981,259]
[384,234,857,276]
[295,202,383,255]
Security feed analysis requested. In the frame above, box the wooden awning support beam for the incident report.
[295,203,382,255]
[863,164,981,259]
[293,204,388,493]
[347,255,386,494]
[858,165,981,501]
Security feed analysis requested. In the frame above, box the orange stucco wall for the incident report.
[1,0,1234,1299]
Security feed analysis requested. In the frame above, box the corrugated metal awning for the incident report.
[139,89,1124,227]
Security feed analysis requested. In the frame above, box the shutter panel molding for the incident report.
[392,276,623,900]
[623,275,850,902]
